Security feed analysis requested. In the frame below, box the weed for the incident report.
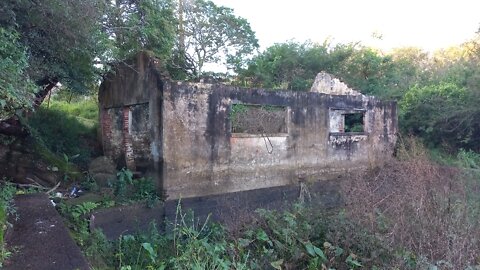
[343,137,480,268]
[0,182,16,267]
[58,201,99,246]
[109,168,159,206]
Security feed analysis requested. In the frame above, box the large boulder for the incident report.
[88,156,117,187]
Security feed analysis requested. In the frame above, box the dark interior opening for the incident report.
[344,113,364,132]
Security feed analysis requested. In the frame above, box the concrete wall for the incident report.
[162,83,397,199]
[99,52,397,200]
[99,52,165,183]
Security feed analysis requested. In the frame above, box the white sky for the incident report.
[212,0,480,52]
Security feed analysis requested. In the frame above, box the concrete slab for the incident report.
[3,193,90,270]
[91,180,344,240]
[90,203,164,241]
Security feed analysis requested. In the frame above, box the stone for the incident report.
[310,71,363,96]
[88,156,117,187]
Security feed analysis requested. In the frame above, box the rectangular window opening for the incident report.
[230,104,287,135]
[344,113,364,133]
[329,109,365,134]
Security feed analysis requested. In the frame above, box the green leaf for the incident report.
[270,259,283,270]
[142,242,156,263]
[305,242,327,261]
[256,229,270,242]
[238,238,252,247]
[346,254,363,268]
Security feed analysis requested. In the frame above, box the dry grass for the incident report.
[342,137,480,268]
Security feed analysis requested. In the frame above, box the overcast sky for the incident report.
[212,0,480,52]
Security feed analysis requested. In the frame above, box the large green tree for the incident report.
[172,0,258,78]
[0,0,103,90]
[238,41,401,95]
[102,0,177,61]
[0,28,37,121]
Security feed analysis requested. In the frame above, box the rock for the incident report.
[310,72,363,96]
[88,156,117,187]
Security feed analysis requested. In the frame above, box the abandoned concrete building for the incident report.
[99,52,397,201]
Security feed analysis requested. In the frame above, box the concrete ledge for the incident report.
[92,180,344,240]
[4,194,90,270]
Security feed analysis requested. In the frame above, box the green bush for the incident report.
[400,82,480,151]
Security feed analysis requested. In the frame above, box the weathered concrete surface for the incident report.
[310,71,363,96]
[90,203,164,241]
[3,194,90,270]
[99,52,397,201]
[88,156,116,187]
[89,180,343,240]
[162,83,397,199]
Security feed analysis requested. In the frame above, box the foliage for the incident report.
[343,137,480,269]
[0,27,37,121]
[27,99,99,168]
[58,201,99,246]
[110,168,159,206]
[0,0,103,92]
[400,82,480,151]
[238,41,402,96]
[102,0,177,61]
[0,182,17,267]
[47,99,99,124]
[172,0,259,78]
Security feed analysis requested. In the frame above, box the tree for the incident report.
[0,28,37,121]
[0,0,104,110]
[400,82,480,151]
[102,0,177,61]
[173,0,258,78]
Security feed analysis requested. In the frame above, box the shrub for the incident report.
[400,82,480,151]
[342,137,480,268]
[0,182,16,267]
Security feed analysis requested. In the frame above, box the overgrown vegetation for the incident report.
[27,97,99,169]
[61,139,480,270]
[2,0,480,268]
[0,182,17,267]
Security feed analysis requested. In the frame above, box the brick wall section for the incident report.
[100,109,113,157]
[122,106,136,170]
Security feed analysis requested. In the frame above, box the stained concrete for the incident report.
[3,194,90,270]
[91,179,343,240]
[99,52,397,201]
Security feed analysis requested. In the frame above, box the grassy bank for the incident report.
[27,97,99,169]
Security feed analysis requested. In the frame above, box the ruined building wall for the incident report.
[98,52,165,184]
[98,52,397,200]
[162,83,397,199]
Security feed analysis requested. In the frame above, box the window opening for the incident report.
[230,104,287,134]
[344,113,364,132]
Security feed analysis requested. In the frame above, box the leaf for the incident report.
[334,246,344,257]
[238,238,252,247]
[256,229,270,242]
[270,259,283,270]
[142,242,156,263]
[346,254,363,268]
[304,242,327,261]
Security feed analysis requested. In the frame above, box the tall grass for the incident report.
[27,97,99,168]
